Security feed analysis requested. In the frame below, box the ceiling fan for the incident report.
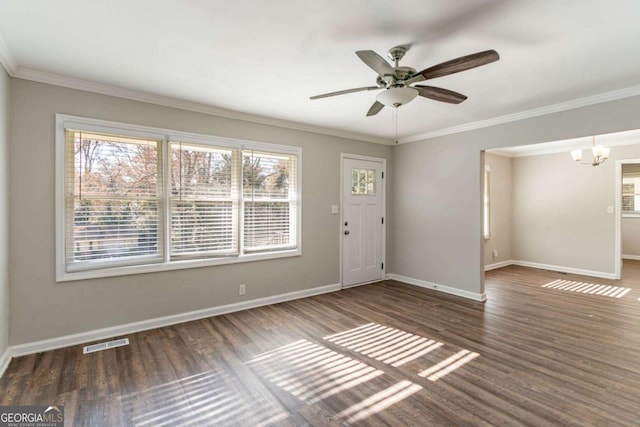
[310,45,499,116]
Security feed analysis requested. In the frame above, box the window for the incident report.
[622,174,640,214]
[242,150,298,252]
[170,143,239,258]
[483,165,491,239]
[57,115,301,281]
[64,131,164,271]
[351,168,376,195]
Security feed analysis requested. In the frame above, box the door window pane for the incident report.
[351,168,376,195]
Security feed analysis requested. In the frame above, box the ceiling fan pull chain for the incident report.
[394,107,398,144]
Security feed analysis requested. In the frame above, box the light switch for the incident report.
[331,205,339,214]
[607,206,614,214]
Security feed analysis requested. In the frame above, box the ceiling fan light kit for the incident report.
[376,86,418,107]
[310,45,500,118]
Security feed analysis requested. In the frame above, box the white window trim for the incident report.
[483,164,491,240]
[56,114,302,282]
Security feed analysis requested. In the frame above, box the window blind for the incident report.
[242,150,298,252]
[65,130,163,271]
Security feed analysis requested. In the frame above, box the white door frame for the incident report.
[615,158,640,280]
[340,153,387,288]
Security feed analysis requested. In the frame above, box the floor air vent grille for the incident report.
[83,338,130,354]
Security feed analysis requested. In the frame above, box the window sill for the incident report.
[56,248,301,282]
[622,213,640,218]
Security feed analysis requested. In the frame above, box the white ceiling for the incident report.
[1,0,640,144]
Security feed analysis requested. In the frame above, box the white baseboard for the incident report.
[484,260,513,271]
[484,259,617,280]
[9,283,341,358]
[623,254,640,260]
[510,260,616,280]
[0,347,10,379]
[386,273,487,302]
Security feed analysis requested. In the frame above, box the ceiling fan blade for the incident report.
[412,49,499,81]
[310,86,380,100]
[414,85,468,104]
[366,101,385,116]
[356,50,394,76]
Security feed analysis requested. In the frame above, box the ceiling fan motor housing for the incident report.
[393,66,417,82]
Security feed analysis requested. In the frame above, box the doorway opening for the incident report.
[483,129,640,283]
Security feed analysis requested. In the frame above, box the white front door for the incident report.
[342,157,384,287]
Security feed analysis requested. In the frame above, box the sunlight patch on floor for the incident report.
[336,380,423,423]
[246,339,384,404]
[324,323,443,367]
[246,329,482,423]
[119,370,288,427]
[542,280,632,298]
[418,349,480,381]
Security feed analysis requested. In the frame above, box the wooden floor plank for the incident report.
[2,262,640,425]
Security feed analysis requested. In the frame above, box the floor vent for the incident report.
[83,338,130,354]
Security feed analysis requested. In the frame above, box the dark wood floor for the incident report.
[2,263,640,426]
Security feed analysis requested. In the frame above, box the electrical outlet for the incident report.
[492,250,499,259]
[239,284,246,296]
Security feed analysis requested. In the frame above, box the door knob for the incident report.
[344,230,350,235]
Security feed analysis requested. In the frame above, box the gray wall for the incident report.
[0,69,8,357]
[390,136,485,292]
[511,145,640,274]
[483,153,512,266]
[511,151,614,273]
[389,95,640,295]
[9,78,392,345]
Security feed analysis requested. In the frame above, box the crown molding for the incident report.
[10,67,391,145]
[0,34,17,75]
[400,85,640,144]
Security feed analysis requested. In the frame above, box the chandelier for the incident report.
[570,136,609,166]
